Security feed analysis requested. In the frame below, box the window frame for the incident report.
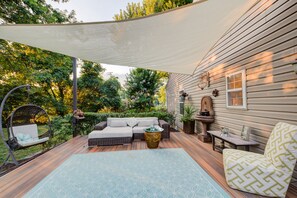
[225,70,247,110]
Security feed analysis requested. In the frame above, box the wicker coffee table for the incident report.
[144,126,164,149]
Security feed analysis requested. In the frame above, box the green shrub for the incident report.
[47,114,73,147]
[50,111,173,137]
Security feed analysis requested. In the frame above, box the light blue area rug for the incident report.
[25,148,230,198]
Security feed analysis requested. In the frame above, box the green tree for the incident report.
[114,2,145,20]
[100,76,122,111]
[0,0,76,116]
[33,53,73,116]
[0,0,75,24]
[114,0,193,20]
[114,0,192,108]
[125,68,161,111]
[78,61,104,112]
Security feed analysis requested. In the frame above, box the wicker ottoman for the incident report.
[88,126,133,146]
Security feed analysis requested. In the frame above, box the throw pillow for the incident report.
[23,134,32,141]
[16,133,25,141]
[127,118,138,127]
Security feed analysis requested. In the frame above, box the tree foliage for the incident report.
[0,0,76,117]
[100,76,122,111]
[78,63,122,112]
[78,61,104,112]
[0,0,76,24]
[114,0,193,20]
[125,68,161,111]
[114,0,193,109]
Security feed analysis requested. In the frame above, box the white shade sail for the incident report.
[0,0,257,75]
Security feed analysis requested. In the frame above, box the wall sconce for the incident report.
[197,72,210,90]
[212,89,219,97]
[179,90,189,101]
[293,59,297,74]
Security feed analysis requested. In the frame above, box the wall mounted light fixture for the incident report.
[179,90,189,101]
[212,89,219,97]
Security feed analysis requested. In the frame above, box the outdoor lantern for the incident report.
[179,90,188,102]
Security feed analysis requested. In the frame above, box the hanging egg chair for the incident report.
[0,85,52,166]
[6,104,52,150]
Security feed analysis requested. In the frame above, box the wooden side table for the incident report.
[207,131,259,153]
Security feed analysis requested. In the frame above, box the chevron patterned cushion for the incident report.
[223,122,297,198]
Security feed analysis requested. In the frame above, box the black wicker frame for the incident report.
[88,137,132,146]
[133,133,145,140]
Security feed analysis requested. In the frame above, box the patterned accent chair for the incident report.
[223,122,297,198]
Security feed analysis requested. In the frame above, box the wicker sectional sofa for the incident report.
[88,117,170,147]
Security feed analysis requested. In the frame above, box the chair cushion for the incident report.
[132,127,147,134]
[10,124,39,139]
[223,149,291,197]
[18,137,49,147]
[264,122,297,173]
[88,127,133,139]
[109,120,127,127]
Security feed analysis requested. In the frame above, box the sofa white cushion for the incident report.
[107,118,128,126]
[88,127,133,139]
[137,117,158,125]
[110,120,127,127]
[132,126,148,134]
[107,117,159,127]
[137,120,154,127]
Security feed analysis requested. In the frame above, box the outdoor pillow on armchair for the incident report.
[223,122,297,198]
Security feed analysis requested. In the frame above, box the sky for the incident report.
[46,0,143,84]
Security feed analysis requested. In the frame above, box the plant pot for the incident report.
[183,121,195,134]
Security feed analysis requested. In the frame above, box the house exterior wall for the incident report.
[166,0,297,182]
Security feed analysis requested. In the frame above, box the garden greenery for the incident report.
[180,105,196,122]
[51,111,174,137]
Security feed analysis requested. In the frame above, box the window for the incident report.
[179,96,185,115]
[226,70,247,109]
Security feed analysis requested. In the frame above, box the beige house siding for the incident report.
[166,0,297,181]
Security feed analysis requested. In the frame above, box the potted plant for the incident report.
[180,105,196,134]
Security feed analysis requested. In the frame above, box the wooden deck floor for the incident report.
[0,132,296,198]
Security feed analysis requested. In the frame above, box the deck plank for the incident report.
[0,133,296,198]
